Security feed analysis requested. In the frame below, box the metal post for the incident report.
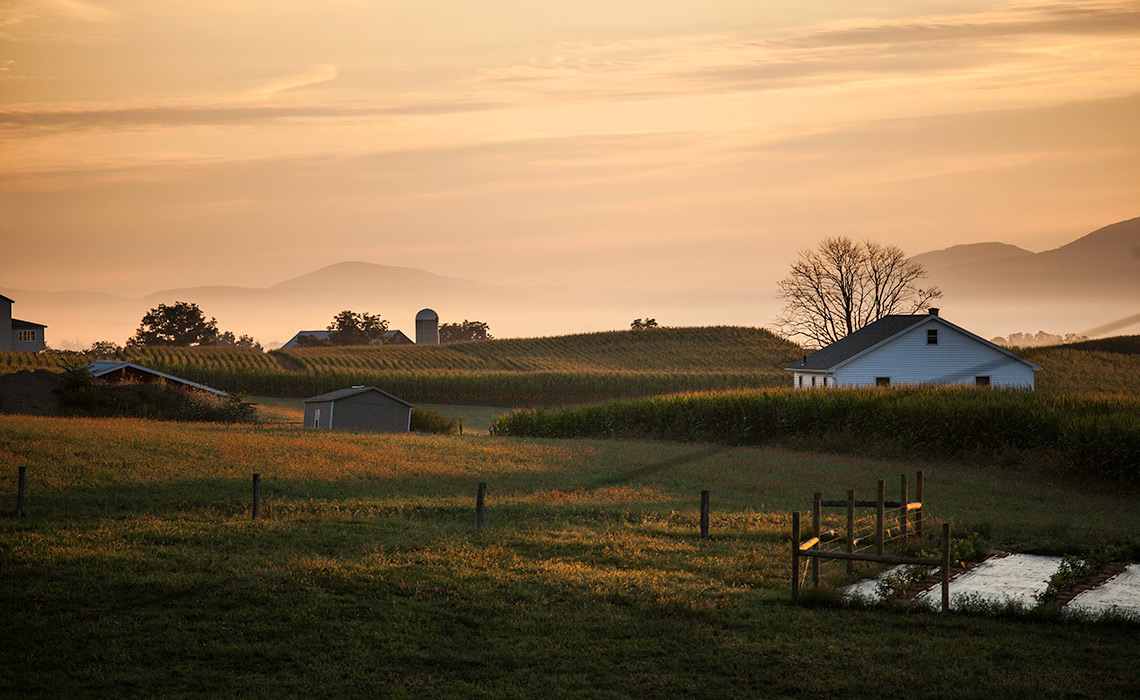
[876,479,885,556]
[700,490,710,540]
[476,482,487,529]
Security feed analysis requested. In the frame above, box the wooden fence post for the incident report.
[846,489,855,575]
[476,482,487,529]
[916,470,924,537]
[252,473,261,520]
[700,490,710,540]
[941,522,951,614]
[811,492,821,586]
[16,466,26,519]
[876,479,885,556]
[791,512,801,604]
[900,473,908,542]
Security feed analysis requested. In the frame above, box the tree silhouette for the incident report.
[775,237,941,348]
[127,301,219,347]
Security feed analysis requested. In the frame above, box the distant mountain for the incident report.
[7,218,1138,350]
[910,242,1033,273]
[8,262,774,350]
[915,216,1140,337]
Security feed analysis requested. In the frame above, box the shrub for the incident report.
[411,407,459,434]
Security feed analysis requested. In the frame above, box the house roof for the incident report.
[304,385,414,407]
[785,314,1042,373]
[282,329,411,348]
[0,294,13,304]
[12,318,47,329]
[85,361,228,396]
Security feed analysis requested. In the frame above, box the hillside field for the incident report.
[2,415,1138,698]
[4,327,1140,406]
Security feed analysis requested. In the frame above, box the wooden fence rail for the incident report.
[792,471,951,612]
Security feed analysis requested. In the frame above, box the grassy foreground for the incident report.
[2,415,1139,698]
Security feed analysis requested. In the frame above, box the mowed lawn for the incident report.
[1,415,1138,699]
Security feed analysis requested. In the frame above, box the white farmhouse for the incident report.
[786,309,1041,389]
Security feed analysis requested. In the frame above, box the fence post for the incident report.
[811,492,821,586]
[846,489,855,575]
[476,482,487,529]
[876,479,885,556]
[252,473,261,520]
[700,490,710,540]
[916,470,924,537]
[941,522,951,613]
[791,512,801,604]
[16,466,27,519]
[900,473,908,542]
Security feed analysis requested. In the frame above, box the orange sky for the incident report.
[2,1,1139,301]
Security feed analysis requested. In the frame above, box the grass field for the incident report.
[2,415,1138,698]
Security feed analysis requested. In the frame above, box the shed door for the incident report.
[313,408,321,428]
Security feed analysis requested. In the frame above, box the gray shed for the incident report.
[303,386,413,432]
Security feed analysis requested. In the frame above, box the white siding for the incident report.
[833,320,1035,389]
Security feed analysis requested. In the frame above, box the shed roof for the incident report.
[12,318,47,329]
[304,385,414,407]
[786,314,1041,373]
[85,361,228,396]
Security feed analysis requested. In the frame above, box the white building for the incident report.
[786,309,1040,389]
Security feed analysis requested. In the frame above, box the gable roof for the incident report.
[85,361,228,396]
[281,329,412,349]
[786,314,1042,373]
[303,385,413,407]
[11,319,47,329]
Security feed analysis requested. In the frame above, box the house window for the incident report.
[927,329,938,345]
[797,375,803,387]
[18,330,36,342]
[811,376,816,387]
[876,377,891,387]
[976,376,991,387]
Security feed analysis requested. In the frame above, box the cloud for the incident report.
[251,64,339,97]
[0,99,507,134]
[478,1,1140,100]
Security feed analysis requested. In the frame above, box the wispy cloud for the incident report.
[478,1,1140,99]
[251,64,339,97]
[0,99,506,134]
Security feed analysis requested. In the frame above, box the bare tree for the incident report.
[775,237,941,348]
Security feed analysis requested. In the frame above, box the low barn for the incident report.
[303,386,413,432]
[86,361,228,396]
[786,309,1041,389]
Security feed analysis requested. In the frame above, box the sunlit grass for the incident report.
[2,415,1139,697]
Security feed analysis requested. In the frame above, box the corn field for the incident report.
[489,387,1140,486]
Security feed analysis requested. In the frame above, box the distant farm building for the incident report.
[281,329,414,348]
[415,308,439,345]
[86,361,228,396]
[787,309,1041,389]
[303,386,413,432]
[0,294,47,352]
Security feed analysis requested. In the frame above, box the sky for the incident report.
[2,0,1139,305]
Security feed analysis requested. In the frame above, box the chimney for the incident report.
[928,308,940,317]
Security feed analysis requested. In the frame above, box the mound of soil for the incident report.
[0,370,65,416]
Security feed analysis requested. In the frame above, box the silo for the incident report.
[415,308,439,344]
